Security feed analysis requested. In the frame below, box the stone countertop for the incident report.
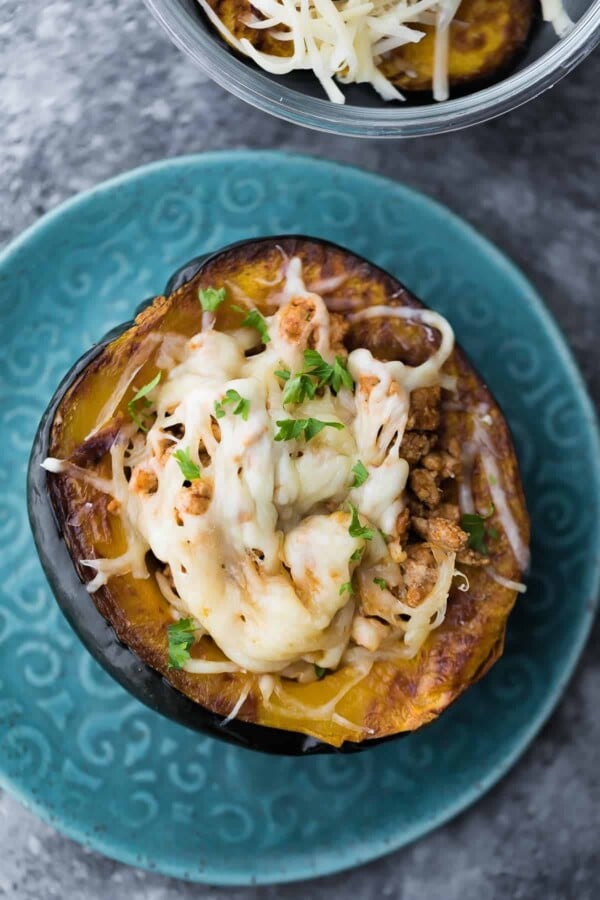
[1,2,598,897]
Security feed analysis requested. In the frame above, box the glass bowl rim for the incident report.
[143,0,600,137]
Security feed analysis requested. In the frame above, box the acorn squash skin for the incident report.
[28,236,529,754]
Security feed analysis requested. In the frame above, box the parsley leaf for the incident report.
[302,349,354,393]
[373,577,388,591]
[273,418,305,441]
[350,547,363,562]
[339,581,354,596]
[348,503,374,541]
[274,368,290,382]
[314,664,327,680]
[274,417,344,442]
[128,372,161,432]
[282,373,317,406]
[214,389,250,421]
[167,618,197,669]
[233,306,271,344]
[302,349,332,382]
[351,460,369,488]
[460,506,496,556]
[304,417,343,441]
[198,286,226,312]
[331,356,354,393]
[172,447,201,481]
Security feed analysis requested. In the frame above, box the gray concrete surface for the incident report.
[1,1,599,897]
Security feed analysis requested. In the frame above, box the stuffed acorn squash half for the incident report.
[29,236,530,754]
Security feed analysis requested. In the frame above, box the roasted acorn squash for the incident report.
[29,236,529,754]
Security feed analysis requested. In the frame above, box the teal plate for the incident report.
[1,151,599,885]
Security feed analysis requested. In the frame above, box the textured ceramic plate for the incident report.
[1,152,598,885]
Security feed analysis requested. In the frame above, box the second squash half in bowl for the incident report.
[32,236,530,752]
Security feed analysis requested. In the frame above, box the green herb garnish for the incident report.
[460,505,496,555]
[128,372,161,432]
[214,389,250,421]
[198,287,226,312]
[350,547,363,562]
[233,306,271,344]
[167,618,198,669]
[373,577,388,591]
[331,356,354,392]
[172,447,201,481]
[314,664,327,680]
[351,460,369,488]
[348,503,374,541]
[339,581,354,596]
[302,349,354,393]
[274,417,344,443]
[282,373,317,406]
[274,368,291,382]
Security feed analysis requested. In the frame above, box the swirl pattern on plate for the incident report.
[0,152,598,885]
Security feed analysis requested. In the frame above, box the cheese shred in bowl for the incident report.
[197,0,574,103]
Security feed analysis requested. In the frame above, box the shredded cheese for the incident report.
[541,0,574,37]
[485,567,527,594]
[197,0,574,103]
[220,683,252,725]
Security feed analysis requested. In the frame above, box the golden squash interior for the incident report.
[47,238,529,747]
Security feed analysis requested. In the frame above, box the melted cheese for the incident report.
[44,257,462,677]
[197,0,573,104]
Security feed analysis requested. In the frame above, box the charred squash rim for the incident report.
[28,236,529,755]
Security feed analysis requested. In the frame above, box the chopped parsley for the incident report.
[339,581,354,596]
[348,503,374,541]
[373,577,388,591]
[198,286,226,312]
[302,349,354,393]
[351,460,369,488]
[314,664,327,680]
[233,306,271,344]
[276,350,354,409]
[167,618,198,669]
[274,417,344,443]
[214,389,250,421]
[128,372,161,432]
[331,356,355,393]
[282,373,317,406]
[350,547,363,562]
[172,447,201,481]
[460,505,496,555]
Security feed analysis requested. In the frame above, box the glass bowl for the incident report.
[144,0,600,137]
